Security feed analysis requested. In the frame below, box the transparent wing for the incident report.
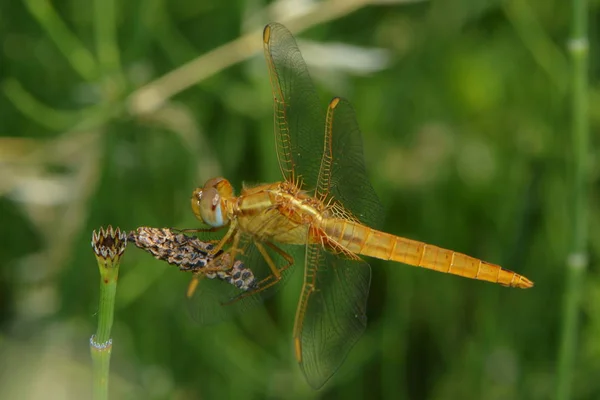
[263,22,325,191]
[320,97,384,229]
[264,26,382,389]
[187,231,295,325]
[292,97,384,388]
[293,244,371,389]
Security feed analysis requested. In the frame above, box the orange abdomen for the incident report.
[321,219,533,289]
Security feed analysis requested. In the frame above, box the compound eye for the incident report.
[190,188,203,221]
[191,177,232,227]
[203,177,233,198]
[198,187,227,227]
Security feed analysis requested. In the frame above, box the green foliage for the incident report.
[0,0,597,399]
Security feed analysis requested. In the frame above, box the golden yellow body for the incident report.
[201,180,532,289]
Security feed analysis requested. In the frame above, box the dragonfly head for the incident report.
[191,177,233,227]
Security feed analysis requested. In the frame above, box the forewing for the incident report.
[322,97,384,229]
[293,244,371,389]
[263,23,325,191]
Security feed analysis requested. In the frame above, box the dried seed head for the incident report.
[91,225,127,268]
[129,227,257,291]
[128,227,213,271]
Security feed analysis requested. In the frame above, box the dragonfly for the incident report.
[188,22,534,389]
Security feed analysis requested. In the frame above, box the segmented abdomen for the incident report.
[320,219,533,288]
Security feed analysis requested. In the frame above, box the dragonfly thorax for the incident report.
[191,177,234,227]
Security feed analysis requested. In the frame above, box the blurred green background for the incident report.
[0,0,596,399]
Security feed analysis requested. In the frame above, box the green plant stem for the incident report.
[93,0,126,96]
[23,0,98,81]
[90,337,112,400]
[90,273,117,400]
[94,0,120,73]
[557,1,589,399]
[90,227,126,400]
[95,268,119,343]
[2,78,90,130]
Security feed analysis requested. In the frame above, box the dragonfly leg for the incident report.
[186,239,243,299]
[208,220,238,256]
[175,227,225,234]
[264,241,294,273]
[186,272,206,298]
[228,229,245,259]
[200,230,244,274]
[255,241,282,280]
[223,241,294,305]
